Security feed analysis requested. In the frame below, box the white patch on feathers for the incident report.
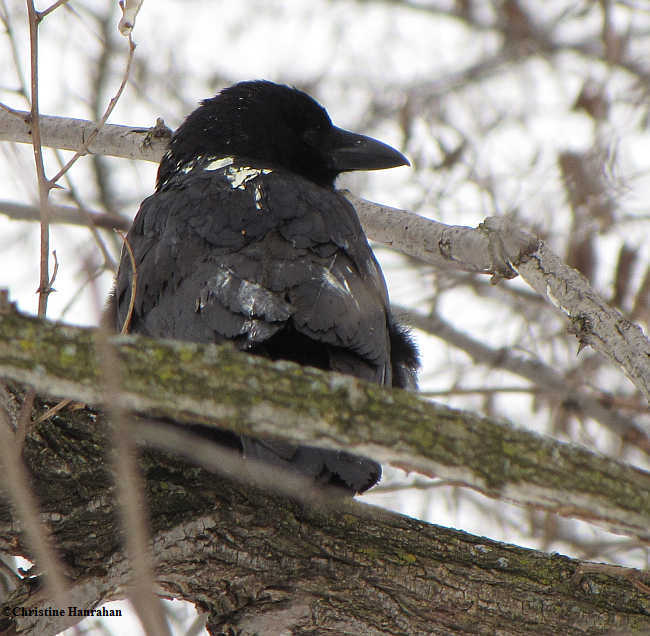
[225,165,272,189]
[204,156,235,171]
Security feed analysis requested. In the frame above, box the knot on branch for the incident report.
[479,216,541,283]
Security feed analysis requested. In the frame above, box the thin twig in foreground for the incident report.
[93,329,172,636]
[26,0,51,318]
[38,0,71,20]
[0,407,68,607]
[115,229,137,334]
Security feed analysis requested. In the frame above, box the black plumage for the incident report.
[107,80,419,493]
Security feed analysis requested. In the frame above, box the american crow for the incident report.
[107,80,418,493]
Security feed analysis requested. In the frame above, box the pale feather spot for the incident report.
[204,156,235,171]
[254,184,264,210]
[322,269,350,297]
[226,165,272,190]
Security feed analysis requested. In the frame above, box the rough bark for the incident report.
[0,389,649,635]
[512,237,650,400]
[0,310,648,544]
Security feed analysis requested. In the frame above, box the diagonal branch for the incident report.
[0,309,648,541]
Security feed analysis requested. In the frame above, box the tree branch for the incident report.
[0,381,648,635]
[0,309,648,543]
[0,199,130,231]
[25,0,52,319]
[0,107,170,162]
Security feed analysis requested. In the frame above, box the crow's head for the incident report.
[157,80,409,189]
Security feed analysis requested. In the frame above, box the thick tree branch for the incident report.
[0,388,649,635]
[511,236,650,400]
[1,109,647,400]
[0,309,648,544]
[0,108,170,163]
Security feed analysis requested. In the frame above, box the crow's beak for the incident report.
[326,126,410,172]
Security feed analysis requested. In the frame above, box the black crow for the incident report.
[107,80,418,494]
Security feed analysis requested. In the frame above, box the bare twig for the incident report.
[0,558,22,585]
[48,35,137,186]
[0,199,130,231]
[1,2,69,594]
[48,249,59,291]
[25,0,51,318]
[115,229,137,334]
[118,0,144,36]
[93,326,171,636]
[59,265,109,319]
[0,407,68,607]
[0,0,29,101]
[53,148,118,269]
[86,225,170,636]
[35,228,135,425]
[13,389,35,449]
[38,0,70,20]
[0,102,25,116]
[33,397,72,425]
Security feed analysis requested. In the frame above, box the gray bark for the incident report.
[0,309,650,633]
[0,310,648,540]
[0,388,648,635]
